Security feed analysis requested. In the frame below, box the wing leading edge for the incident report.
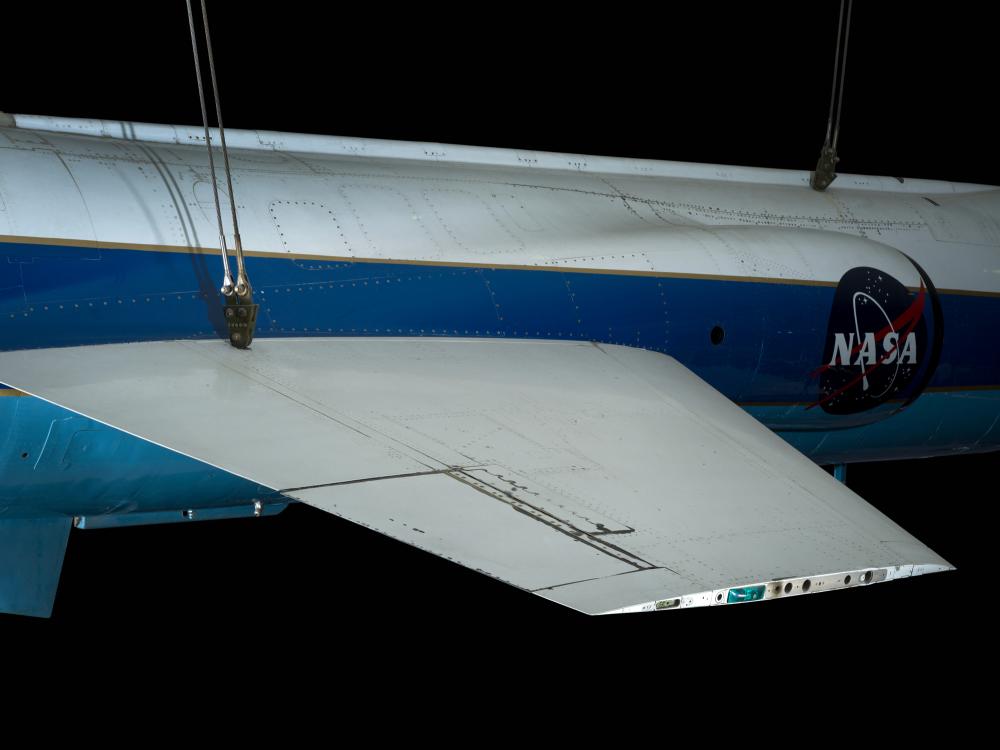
[0,338,951,614]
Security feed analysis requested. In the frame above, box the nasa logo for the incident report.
[810,265,942,415]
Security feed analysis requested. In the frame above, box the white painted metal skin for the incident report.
[0,338,951,614]
[1,114,998,294]
[0,115,990,614]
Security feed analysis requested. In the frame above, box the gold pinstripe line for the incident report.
[0,233,837,286]
[1,232,999,296]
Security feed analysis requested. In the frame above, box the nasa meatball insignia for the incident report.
[810,266,934,415]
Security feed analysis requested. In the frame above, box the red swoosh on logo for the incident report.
[806,282,926,410]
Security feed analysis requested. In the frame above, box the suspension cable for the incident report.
[199,0,250,299]
[185,0,233,296]
[811,0,854,191]
[185,0,259,348]
[831,0,853,151]
[822,0,846,149]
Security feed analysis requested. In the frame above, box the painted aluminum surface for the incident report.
[0,114,996,616]
[0,338,952,614]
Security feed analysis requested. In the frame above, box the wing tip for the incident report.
[593,562,955,615]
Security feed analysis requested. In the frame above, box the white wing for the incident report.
[0,338,950,613]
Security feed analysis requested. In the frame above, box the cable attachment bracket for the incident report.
[811,144,840,192]
[223,284,258,349]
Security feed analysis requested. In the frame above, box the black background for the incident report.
[0,1,995,669]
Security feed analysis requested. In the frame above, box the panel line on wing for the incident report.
[178,340,375,439]
[446,468,659,571]
[177,339,466,472]
[530,565,681,594]
[279,466,481,493]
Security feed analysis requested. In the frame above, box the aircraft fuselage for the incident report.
[1,115,998,524]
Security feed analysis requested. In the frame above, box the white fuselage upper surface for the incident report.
[1,113,998,296]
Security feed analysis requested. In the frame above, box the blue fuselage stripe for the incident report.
[1,241,998,393]
[1,239,999,466]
